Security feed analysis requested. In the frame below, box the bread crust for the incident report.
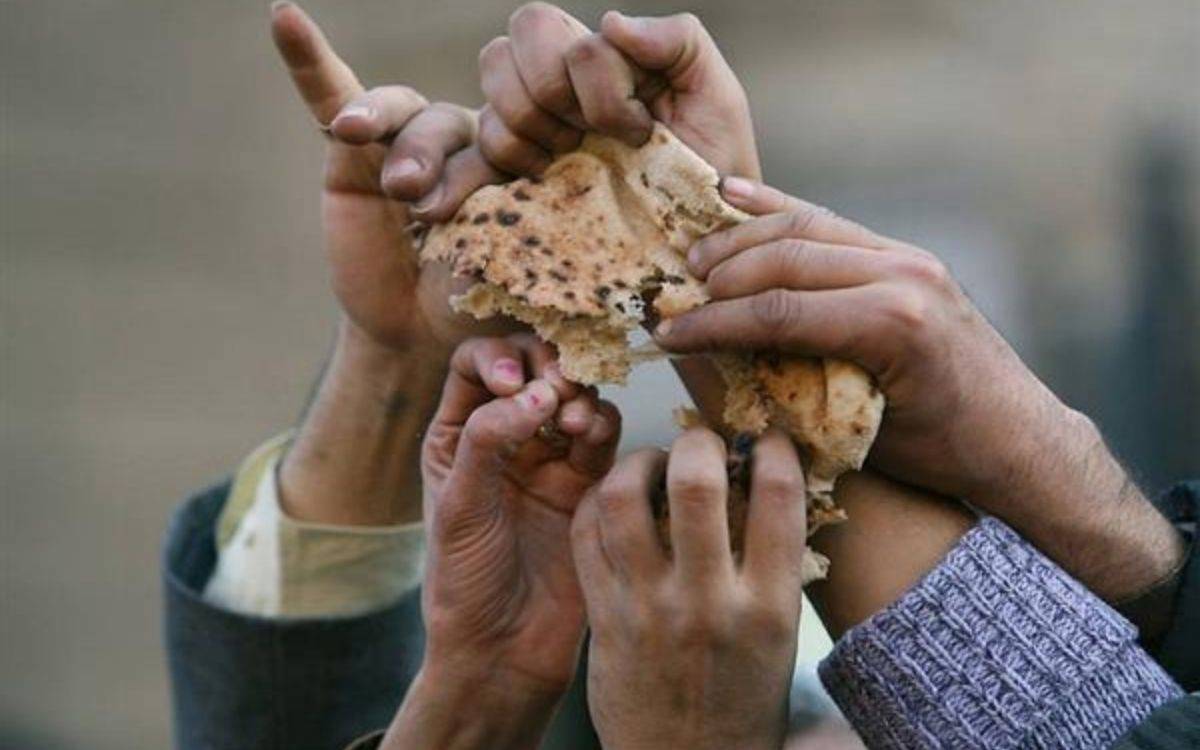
[423,125,883,582]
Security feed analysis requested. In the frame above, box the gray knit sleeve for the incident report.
[818,517,1183,749]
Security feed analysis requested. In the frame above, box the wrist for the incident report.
[279,317,450,526]
[381,664,562,750]
[971,401,1185,602]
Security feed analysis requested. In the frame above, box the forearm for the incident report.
[381,667,559,750]
[806,470,975,638]
[974,401,1186,605]
[280,319,450,526]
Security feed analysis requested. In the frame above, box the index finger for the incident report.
[270,2,364,125]
[687,204,887,279]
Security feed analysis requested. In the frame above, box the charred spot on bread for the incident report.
[496,210,521,226]
[472,212,489,224]
[513,188,531,201]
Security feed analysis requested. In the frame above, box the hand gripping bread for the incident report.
[422,125,884,582]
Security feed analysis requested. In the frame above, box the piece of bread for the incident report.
[422,125,883,582]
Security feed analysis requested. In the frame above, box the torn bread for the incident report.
[423,124,883,582]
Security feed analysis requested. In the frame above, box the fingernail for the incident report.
[721,176,755,202]
[412,183,444,213]
[493,358,522,384]
[654,319,672,338]
[270,1,293,13]
[519,380,555,411]
[687,245,703,268]
[335,104,373,123]
[387,158,422,181]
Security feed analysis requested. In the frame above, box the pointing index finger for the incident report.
[270,2,365,126]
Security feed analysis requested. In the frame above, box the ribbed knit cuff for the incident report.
[819,517,1183,749]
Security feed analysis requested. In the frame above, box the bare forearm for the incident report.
[381,668,559,750]
[973,403,1185,603]
[807,471,975,638]
[279,319,450,525]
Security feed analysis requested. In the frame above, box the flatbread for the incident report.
[422,125,884,582]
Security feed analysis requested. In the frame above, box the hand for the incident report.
[270,2,504,350]
[476,3,760,180]
[383,334,620,749]
[571,428,806,750]
[654,177,1185,601]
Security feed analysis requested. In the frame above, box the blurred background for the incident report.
[2,1,1197,747]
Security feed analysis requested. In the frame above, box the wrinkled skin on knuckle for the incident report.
[772,240,809,280]
[895,250,952,291]
[750,288,800,340]
[880,284,932,338]
[461,409,506,451]
[751,464,802,503]
[669,475,722,509]
[784,208,821,238]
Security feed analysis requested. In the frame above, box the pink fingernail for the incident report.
[654,319,673,338]
[493,358,522,382]
[721,176,754,202]
[519,381,554,410]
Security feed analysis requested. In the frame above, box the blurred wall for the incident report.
[2,1,1196,748]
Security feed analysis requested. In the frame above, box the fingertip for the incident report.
[517,379,558,414]
[269,2,311,61]
[599,9,636,40]
[719,175,757,205]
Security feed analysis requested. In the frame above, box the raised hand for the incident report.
[654,177,1184,603]
[477,2,760,180]
[571,428,807,750]
[382,334,620,749]
[269,2,504,350]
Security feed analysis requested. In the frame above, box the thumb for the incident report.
[452,379,559,485]
[600,10,718,91]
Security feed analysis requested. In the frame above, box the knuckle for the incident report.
[896,251,950,288]
[672,605,734,647]
[750,289,800,336]
[784,209,820,237]
[669,473,724,507]
[745,602,795,645]
[673,11,704,36]
[594,478,639,517]
[771,240,809,277]
[462,409,504,448]
[882,287,931,333]
[752,464,802,500]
